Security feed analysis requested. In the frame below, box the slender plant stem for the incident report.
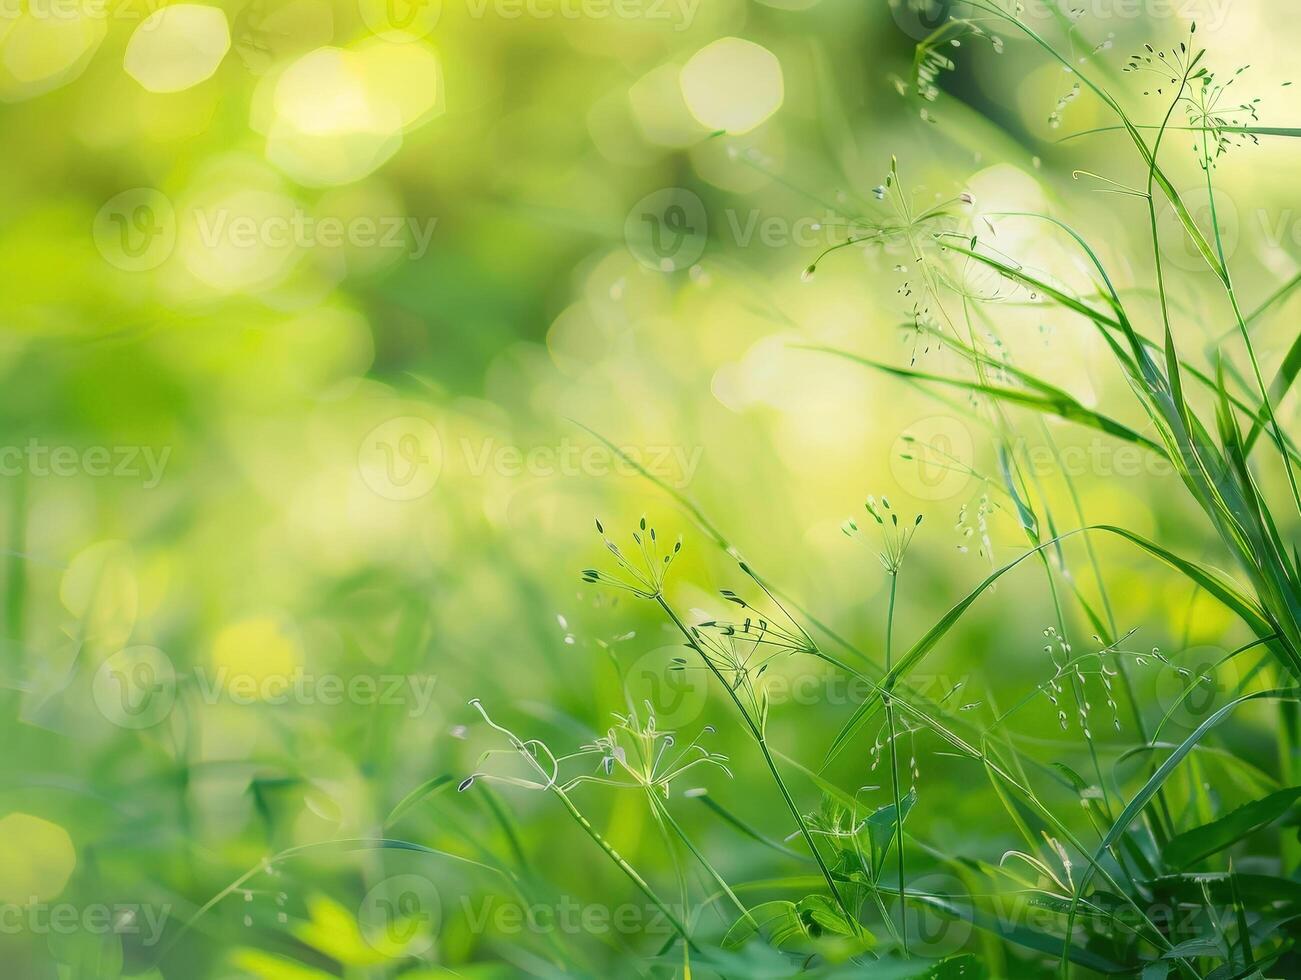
[651,791,753,925]
[884,571,908,957]
[549,782,699,952]
[655,594,861,932]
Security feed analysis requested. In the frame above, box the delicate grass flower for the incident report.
[844,495,923,576]
[580,516,682,599]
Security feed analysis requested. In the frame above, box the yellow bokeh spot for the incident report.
[276,47,383,136]
[629,63,708,148]
[211,615,302,692]
[680,38,783,135]
[124,5,231,94]
[179,185,302,292]
[0,12,104,102]
[262,41,442,187]
[0,814,76,904]
[267,46,408,186]
[60,541,139,650]
[355,39,442,132]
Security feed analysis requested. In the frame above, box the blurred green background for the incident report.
[1,0,1299,976]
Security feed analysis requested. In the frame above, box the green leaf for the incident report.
[801,346,1166,455]
[921,954,988,980]
[821,540,1060,768]
[1162,787,1301,870]
[720,901,794,950]
[1061,124,1301,142]
[796,894,860,939]
[693,792,809,861]
[868,787,918,873]
[1147,870,1301,906]
[1245,327,1301,453]
[1150,168,1227,283]
[1229,869,1256,970]
[384,775,455,829]
[916,892,1125,973]
[721,897,872,952]
[999,446,1039,536]
[1090,525,1273,639]
[823,525,1275,770]
[915,952,983,973]
[1061,688,1301,962]
[1163,936,1223,959]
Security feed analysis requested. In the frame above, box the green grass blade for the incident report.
[800,346,1167,455]
[1090,525,1273,638]
[1061,124,1301,142]
[383,774,456,828]
[917,894,1127,974]
[1060,688,1301,969]
[1243,327,1301,453]
[1162,786,1301,870]
[822,526,1278,769]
